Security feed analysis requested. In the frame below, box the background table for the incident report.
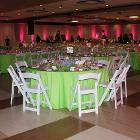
[129,52,140,70]
[0,54,15,73]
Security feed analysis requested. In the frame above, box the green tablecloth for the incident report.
[129,52,140,70]
[28,68,109,109]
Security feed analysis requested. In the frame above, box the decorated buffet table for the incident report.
[0,42,140,73]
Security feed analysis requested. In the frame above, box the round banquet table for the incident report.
[28,68,109,109]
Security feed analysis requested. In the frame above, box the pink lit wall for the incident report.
[31,35,35,41]
[42,26,48,40]
[0,23,15,46]
[65,25,70,40]
[0,23,140,47]
[131,24,137,40]
[77,25,83,38]
[114,24,122,39]
[19,23,26,42]
[91,25,96,39]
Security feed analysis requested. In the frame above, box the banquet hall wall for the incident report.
[0,23,139,46]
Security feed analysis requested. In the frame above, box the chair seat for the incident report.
[80,87,96,95]
[99,81,109,88]
[13,81,23,86]
[25,84,47,94]
[99,81,120,89]
[25,87,39,94]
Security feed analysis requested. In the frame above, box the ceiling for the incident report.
[0,0,140,24]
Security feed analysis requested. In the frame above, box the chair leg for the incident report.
[69,87,77,111]
[37,93,40,115]
[18,89,20,95]
[124,80,127,98]
[23,96,26,112]
[114,89,117,109]
[42,91,52,110]
[78,92,82,117]
[95,92,98,114]
[99,90,107,106]
[120,84,123,105]
[11,84,14,105]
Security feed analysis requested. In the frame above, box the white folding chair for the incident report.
[99,65,130,109]
[7,65,29,105]
[69,73,101,117]
[112,56,123,72]
[107,65,130,109]
[15,53,25,62]
[15,61,28,73]
[19,72,52,115]
[118,53,130,98]
[123,52,130,65]
[118,64,130,98]
[99,69,120,107]
[30,52,39,66]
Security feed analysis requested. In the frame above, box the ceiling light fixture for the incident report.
[51,11,55,13]
[71,20,79,23]
[75,8,79,11]
[40,4,43,7]
[129,15,139,19]
[106,4,109,7]
[59,5,63,8]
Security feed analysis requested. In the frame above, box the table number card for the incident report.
[67,47,73,54]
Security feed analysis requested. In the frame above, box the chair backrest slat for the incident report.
[15,61,28,72]
[78,73,101,82]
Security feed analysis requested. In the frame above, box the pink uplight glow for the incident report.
[42,26,48,40]
[19,23,25,42]
[31,35,34,41]
[65,26,70,40]
[91,25,96,39]
[77,25,83,38]
[95,34,99,39]
[131,24,136,40]
[114,24,121,39]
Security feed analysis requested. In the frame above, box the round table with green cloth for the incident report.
[129,52,140,70]
[28,68,109,109]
